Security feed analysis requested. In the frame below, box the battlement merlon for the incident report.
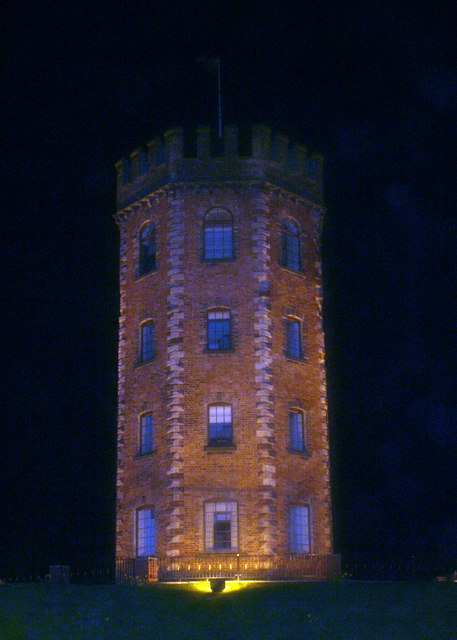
[114,125,324,211]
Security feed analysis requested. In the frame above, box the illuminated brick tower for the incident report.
[114,125,340,581]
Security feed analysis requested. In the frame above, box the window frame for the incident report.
[207,308,232,351]
[202,208,234,261]
[285,317,304,361]
[204,501,238,552]
[138,222,156,277]
[139,320,154,363]
[289,505,310,554]
[281,218,302,272]
[139,412,154,456]
[136,507,156,557]
[207,403,233,447]
[289,408,309,454]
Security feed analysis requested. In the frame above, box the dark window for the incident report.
[207,310,231,350]
[204,209,233,260]
[140,413,153,455]
[289,505,310,553]
[136,508,155,556]
[139,223,156,276]
[204,502,237,551]
[286,319,302,359]
[281,219,301,271]
[290,410,307,452]
[140,322,154,362]
[208,404,232,446]
[214,513,232,549]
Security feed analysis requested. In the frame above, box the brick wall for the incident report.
[115,126,334,569]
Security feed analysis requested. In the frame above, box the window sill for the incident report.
[279,264,305,277]
[135,358,155,368]
[288,448,312,459]
[201,257,236,264]
[205,443,237,453]
[135,269,157,281]
[204,348,235,355]
[285,355,307,365]
[204,549,238,554]
[135,450,156,460]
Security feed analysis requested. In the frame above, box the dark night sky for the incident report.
[2,1,457,573]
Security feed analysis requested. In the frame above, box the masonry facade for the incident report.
[115,125,340,580]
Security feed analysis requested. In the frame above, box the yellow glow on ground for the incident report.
[187,580,254,594]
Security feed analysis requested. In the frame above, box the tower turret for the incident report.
[114,124,340,581]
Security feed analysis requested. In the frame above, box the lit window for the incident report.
[281,219,301,271]
[289,410,308,453]
[140,322,154,362]
[289,505,310,553]
[204,209,233,260]
[138,223,156,276]
[204,502,238,551]
[137,508,155,556]
[208,404,232,446]
[140,413,153,455]
[286,319,303,360]
[207,310,231,350]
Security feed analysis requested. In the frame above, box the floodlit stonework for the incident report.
[114,124,340,581]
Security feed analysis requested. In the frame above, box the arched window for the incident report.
[208,403,233,446]
[281,219,301,271]
[138,223,156,276]
[203,208,233,260]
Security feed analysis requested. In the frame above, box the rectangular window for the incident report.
[204,502,238,551]
[207,310,231,350]
[140,322,154,362]
[208,404,232,445]
[289,505,310,553]
[281,220,301,271]
[140,414,153,455]
[137,508,155,556]
[204,225,233,260]
[286,319,302,360]
[290,410,306,452]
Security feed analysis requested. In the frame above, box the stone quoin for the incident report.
[114,124,340,581]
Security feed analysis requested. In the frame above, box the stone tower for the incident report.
[114,125,339,581]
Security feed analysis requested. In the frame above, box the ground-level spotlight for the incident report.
[209,578,225,593]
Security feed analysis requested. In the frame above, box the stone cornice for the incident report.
[115,180,325,235]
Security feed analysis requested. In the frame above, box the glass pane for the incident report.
[208,317,231,350]
[204,225,233,259]
[137,508,155,556]
[281,220,300,271]
[141,323,154,361]
[290,411,304,451]
[209,404,232,444]
[140,414,153,455]
[139,225,156,275]
[289,506,309,553]
[287,321,301,359]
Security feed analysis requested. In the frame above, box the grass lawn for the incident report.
[0,580,455,639]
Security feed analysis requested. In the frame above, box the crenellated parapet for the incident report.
[115,124,324,210]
